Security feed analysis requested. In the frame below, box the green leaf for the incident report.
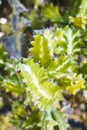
[69,16,87,29]
[3,79,25,95]
[22,109,41,130]
[18,58,60,110]
[0,44,8,62]
[30,28,66,66]
[29,10,42,29]
[42,3,63,22]
[69,0,87,29]
[66,74,85,94]
[47,56,74,79]
[51,109,69,130]
[30,34,51,66]
[78,0,87,17]
[55,27,82,55]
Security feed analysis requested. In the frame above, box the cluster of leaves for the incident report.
[0,0,87,130]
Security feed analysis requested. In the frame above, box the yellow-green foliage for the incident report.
[0,0,87,130]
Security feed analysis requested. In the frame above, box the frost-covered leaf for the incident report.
[47,56,75,79]
[18,58,60,110]
[55,27,82,55]
[30,34,51,66]
[30,28,65,66]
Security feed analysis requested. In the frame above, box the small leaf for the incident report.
[3,79,25,95]
[42,3,63,22]
[69,16,87,29]
[30,34,51,66]
[66,74,85,94]
[51,109,69,130]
